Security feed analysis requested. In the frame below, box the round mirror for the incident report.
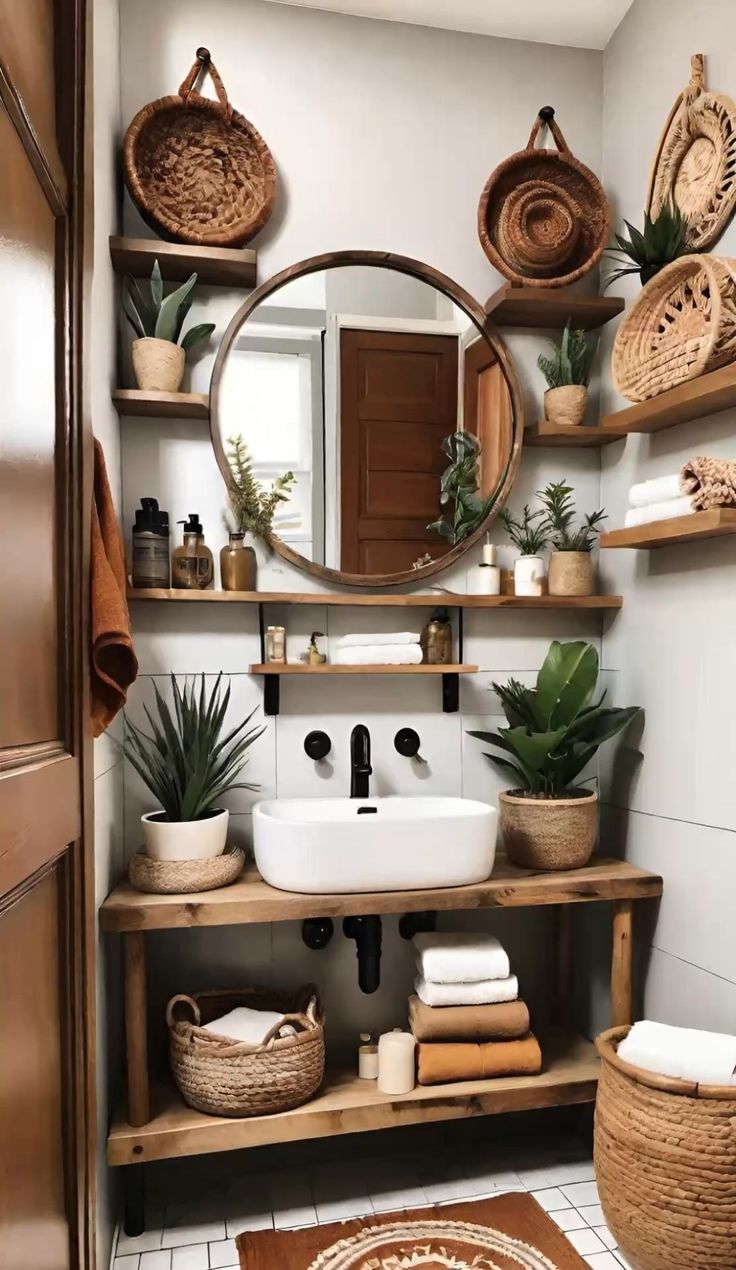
[210,251,523,586]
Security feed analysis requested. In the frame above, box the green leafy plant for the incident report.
[122,260,215,354]
[427,430,499,546]
[124,673,265,822]
[604,203,688,289]
[538,323,597,389]
[499,505,549,556]
[467,641,641,797]
[226,433,296,541]
[538,480,606,552]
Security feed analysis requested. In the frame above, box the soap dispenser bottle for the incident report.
[172,514,214,590]
[131,497,170,589]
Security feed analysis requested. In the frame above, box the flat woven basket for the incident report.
[478,107,610,289]
[595,1025,736,1270]
[167,985,325,1118]
[128,846,244,895]
[611,253,736,402]
[123,48,276,246]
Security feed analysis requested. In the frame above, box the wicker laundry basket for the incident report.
[123,48,276,246]
[595,1025,736,1270]
[167,986,324,1117]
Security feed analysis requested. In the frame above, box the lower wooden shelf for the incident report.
[525,420,625,448]
[601,509,736,549]
[107,1028,598,1165]
[249,662,476,675]
[112,389,209,419]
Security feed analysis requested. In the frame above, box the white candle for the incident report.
[377,1029,416,1094]
[482,538,496,566]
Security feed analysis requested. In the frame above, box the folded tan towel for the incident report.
[681,456,736,510]
[408,995,530,1042]
[417,1033,542,1085]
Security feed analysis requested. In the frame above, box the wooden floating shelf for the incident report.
[112,389,209,419]
[525,420,625,448]
[109,236,257,288]
[126,588,623,610]
[484,284,624,330]
[250,662,476,675]
[601,364,736,435]
[107,1028,598,1165]
[601,508,736,550]
[101,858,662,933]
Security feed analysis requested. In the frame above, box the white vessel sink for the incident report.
[253,796,497,894]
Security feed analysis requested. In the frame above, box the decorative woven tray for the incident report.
[128,845,245,894]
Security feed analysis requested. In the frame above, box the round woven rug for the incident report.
[307,1218,558,1270]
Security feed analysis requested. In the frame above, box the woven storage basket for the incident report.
[478,108,610,289]
[612,253,736,403]
[167,985,324,1117]
[123,48,276,246]
[595,1025,736,1270]
[128,846,244,895]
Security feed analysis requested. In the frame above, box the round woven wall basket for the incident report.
[123,48,276,247]
[612,253,736,403]
[478,108,610,288]
[167,985,324,1118]
[595,1025,736,1270]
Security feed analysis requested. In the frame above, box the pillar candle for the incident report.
[377,1029,416,1094]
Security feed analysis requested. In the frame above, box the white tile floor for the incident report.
[111,1131,630,1270]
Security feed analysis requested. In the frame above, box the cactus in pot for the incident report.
[122,260,215,393]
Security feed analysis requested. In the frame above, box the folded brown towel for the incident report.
[417,1033,542,1085]
[409,995,530,1043]
[681,456,736,510]
[91,438,138,736]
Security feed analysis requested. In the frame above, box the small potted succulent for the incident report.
[122,260,215,393]
[604,202,687,289]
[499,505,549,596]
[538,481,606,597]
[124,673,264,861]
[222,434,296,590]
[538,322,597,427]
[469,641,641,871]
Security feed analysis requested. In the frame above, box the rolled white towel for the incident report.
[624,497,694,529]
[413,931,510,983]
[334,644,423,666]
[618,1020,736,1086]
[628,474,682,507]
[203,1006,295,1046]
[414,973,518,1007]
[337,632,421,648]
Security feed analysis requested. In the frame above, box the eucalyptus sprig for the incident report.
[226,433,296,541]
[122,260,215,354]
[538,481,606,552]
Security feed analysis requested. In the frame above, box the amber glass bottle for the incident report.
[220,531,257,591]
[171,514,214,589]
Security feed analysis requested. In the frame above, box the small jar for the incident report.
[265,626,286,663]
[421,609,453,665]
[358,1033,378,1080]
[220,531,257,592]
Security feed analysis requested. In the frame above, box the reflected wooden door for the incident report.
[0,3,93,1268]
[463,335,513,498]
[339,329,458,574]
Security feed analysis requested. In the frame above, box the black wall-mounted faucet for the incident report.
[350,723,372,798]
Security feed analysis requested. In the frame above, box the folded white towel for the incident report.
[618,1020,736,1086]
[413,932,510,983]
[334,644,423,666]
[337,632,421,648]
[203,1006,296,1046]
[624,497,694,529]
[414,973,518,1007]
[628,474,682,507]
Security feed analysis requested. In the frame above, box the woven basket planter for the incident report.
[129,846,244,895]
[612,254,736,403]
[123,49,276,247]
[595,1025,736,1270]
[499,788,597,870]
[167,985,324,1117]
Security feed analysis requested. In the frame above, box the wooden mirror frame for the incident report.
[209,250,524,588]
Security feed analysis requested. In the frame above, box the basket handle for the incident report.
[527,106,570,154]
[260,1008,315,1046]
[166,993,201,1028]
[178,48,233,122]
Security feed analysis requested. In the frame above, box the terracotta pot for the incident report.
[499,788,597,870]
[142,808,229,861]
[544,384,588,426]
[132,337,185,392]
[548,551,595,596]
[513,554,546,596]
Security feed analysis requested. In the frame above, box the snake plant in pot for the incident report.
[468,641,641,871]
[122,260,215,393]
[538,322,597,428]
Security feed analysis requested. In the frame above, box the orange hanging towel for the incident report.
[90,438,138,736]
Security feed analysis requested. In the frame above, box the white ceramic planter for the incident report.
[142,808,229,861]
[514,554,546,596]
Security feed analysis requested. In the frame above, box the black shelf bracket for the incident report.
[442,672,459,713]
[264,674,280,716]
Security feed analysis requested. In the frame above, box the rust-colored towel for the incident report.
[409,995,530,1043]
[417,1033,542,1085]
[91,438,137,736]
[680,456,736,510]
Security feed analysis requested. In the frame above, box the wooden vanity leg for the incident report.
[611,900,633,1027]
[123,1164,146,1237]
[552,904,573,1025]
[124,930,150,1126]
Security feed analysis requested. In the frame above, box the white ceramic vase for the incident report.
[514,554,546,596]
[141,807,229,861]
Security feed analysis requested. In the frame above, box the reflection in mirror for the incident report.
[215,263,516,581]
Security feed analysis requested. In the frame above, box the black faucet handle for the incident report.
[394,727,427,764]
[304,730,331,760]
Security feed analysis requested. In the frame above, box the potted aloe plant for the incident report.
[469,641,641,871]
[604,202,687,289]
[124,673,264,861]
[538,322,597,427]
[499,505,549,596]
[538,481,606,597]
[122,259,215,393]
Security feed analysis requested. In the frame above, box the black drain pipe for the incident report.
[343,915,382,994]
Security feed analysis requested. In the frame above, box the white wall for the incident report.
[598,0,736,1032]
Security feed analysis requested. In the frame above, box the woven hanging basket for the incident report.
[648,54,736,252]
[167,985,325,1117]
[123,48,276,246]
[611,253,736,402]
[477,107,610,289]
[595,1026,736,1270]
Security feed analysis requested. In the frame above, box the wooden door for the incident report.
[463,335,514,498]
[339,329,458,574]
[0,4,93,1268]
